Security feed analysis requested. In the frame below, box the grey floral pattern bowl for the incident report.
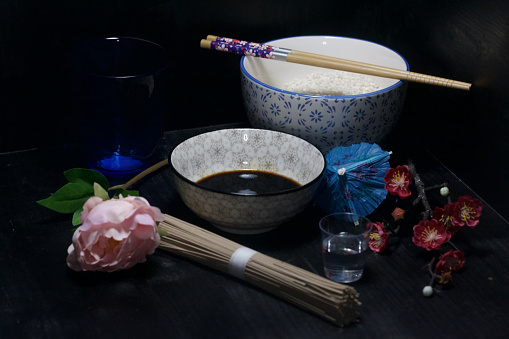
[240,36,408,154]
[169,128,325,234]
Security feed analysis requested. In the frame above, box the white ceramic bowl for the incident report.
[169,128,325,234]
[241,36,408,154]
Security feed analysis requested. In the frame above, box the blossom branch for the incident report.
[425,183,453,204]
[422,256,440,297]
[426,257,440,282]
[408,160,433,220]
[375,159,483,296]
[391,224,401,235]
[447,240,459,250]
[424,183,448,193]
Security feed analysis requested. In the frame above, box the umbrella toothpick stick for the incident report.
[201,36,471,91]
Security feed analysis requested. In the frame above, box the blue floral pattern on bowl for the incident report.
[241,73,407,154]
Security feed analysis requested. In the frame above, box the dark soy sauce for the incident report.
[196,170,301,195]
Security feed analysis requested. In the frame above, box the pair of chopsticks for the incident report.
[200,35,471,91]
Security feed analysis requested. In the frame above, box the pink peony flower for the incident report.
[412,219,451,251]
[452,196,483,228]
[369,222,390,253]
[384,165,412,199]
[67,196,164,272]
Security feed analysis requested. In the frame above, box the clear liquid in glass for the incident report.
[322,236,365,283]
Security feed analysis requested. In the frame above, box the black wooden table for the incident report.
[1,123,508,338]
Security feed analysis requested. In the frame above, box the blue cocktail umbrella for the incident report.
[315,142,391,217]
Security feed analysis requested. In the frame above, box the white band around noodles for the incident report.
[229,247,258,280]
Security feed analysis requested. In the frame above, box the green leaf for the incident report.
[64,168,109,190]
[157,226,170,237]
[36,168,110,214]
[37,181,94,213]
[72,208,83,227]
[94,182,109,201]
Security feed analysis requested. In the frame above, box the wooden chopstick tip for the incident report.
[200,39,212,49]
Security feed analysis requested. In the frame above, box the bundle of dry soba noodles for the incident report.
[158,214,360,327]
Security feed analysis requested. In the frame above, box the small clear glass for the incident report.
[319,213,372,283]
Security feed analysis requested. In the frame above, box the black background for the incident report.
[1,0,508,219]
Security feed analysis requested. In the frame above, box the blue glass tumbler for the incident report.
[70,37,169,177]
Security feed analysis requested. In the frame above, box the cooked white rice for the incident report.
[282,70,381,96]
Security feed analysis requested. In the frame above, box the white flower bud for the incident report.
[440,187,450,197]
[423,285,433,297]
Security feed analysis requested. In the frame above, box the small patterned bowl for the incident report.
[169,128,325,234]
[240,36,408,154]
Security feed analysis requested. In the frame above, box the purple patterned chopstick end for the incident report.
[210,38,276,59]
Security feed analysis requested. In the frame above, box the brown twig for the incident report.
[122,159,169,190]
[425,183,453,204]
[426,256,441,283]
[424,183,447,192]
[408,160,433,220]
[447,241,459,251]
[108,159,169,191]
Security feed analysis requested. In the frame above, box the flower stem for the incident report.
[427,256,440,285]
[122,158,169,190]
[393,224,401,234]
[424,183,447,192]
[447,240,459,250]
[107,159,170,192]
